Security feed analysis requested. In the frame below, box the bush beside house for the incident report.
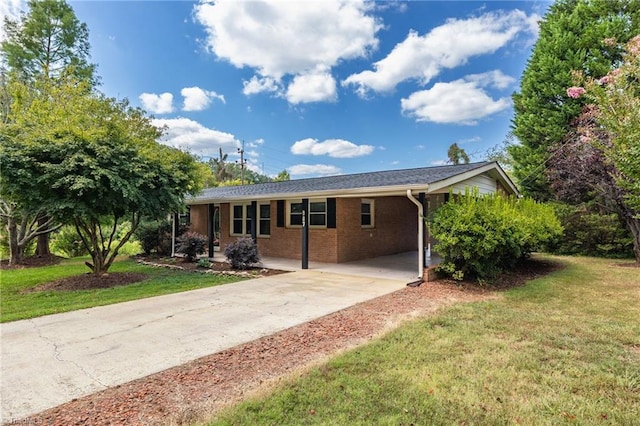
[224,238,260,270]
[176,232,207,262]
[431,191,562,282]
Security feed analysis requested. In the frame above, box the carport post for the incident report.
[207,204,214,258]
[302,198,309,269]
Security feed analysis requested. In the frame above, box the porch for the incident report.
[209,250,443,283]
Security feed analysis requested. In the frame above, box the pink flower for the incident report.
[579,135,591,144]
[598,75,612,85]
[628,35,640,56]
[567,86,586,99]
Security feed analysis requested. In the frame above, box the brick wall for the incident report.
[336,196,418,262]
[191,196,418,264]
[188,204,208,235]
[218,201,339,263]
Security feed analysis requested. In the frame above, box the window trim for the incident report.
[258,203,271,237]
[230,202,271,237]
[286,199,327,229]
[361,198,375,228]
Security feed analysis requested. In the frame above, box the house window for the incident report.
[289,201,303,226]
[361,199,374,228]
[309,201,326,226]
[232,203,270,237]
[259,203,271,236]
[232,204,245,235]
[287,199,327,228]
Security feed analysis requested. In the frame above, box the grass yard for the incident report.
[210,256,640,425]
[0,257,243,322]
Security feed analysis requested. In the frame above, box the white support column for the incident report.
[406,190,424,281]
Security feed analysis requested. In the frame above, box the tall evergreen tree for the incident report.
[510,0,640,199]
[1,0,96,83]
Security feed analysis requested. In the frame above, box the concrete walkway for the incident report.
[1,269,406,423]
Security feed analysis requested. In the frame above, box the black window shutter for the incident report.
[327,198,336,228]
[277,200,285,227]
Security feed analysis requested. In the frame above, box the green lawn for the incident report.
[0,257,243,322]
[210,256,640,425]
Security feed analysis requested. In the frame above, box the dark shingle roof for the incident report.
[190,162,493,203]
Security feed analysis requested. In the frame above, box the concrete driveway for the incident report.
[1,270,406,422]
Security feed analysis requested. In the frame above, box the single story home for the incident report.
[180,161,517,279]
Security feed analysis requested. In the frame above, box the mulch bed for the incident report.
[0,254,63,270]
[135,255,288,277]
[18,256,287,294]
[24,272,150,293]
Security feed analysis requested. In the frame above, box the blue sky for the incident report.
[2,0,550,178]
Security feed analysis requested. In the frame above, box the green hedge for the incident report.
[548,202,634,258]
[430,191,562,281]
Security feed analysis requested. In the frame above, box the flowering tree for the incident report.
[583,36,640,213]
[560,36,640,262]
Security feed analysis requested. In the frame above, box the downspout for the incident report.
[406,190,424,281]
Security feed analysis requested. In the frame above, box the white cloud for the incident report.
[465,69,515,90]
[343,10,538,96]
[400,70,514,125]
[139,92,174,114]
[152,117,239,155]
[0,0,23,42]
[291,138,374,158]
[242,76,282,96]
[289,164,342,176]
[431,159,448,166]
[194,0,380,103]
[455,136,482,144]
[181,86,225,111]
[286,71,337,104]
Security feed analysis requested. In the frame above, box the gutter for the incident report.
[406,190,424,281]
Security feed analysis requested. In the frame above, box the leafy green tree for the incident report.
[447,143,469,165]
[274,169,291,182]
[1,0,95,83]
[1,75,202,274]
[510,0,640,199]
[1,0,97,257]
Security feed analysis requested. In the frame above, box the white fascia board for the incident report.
[426,162,518,195]
[187,184,431,205]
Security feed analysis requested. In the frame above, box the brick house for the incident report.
[181,161,517,277]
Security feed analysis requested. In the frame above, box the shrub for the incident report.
[196,258,212,268]
[134,219,173,255]
[51,226,88,258]
[176,232,207,262]
[548,202,634,258]
[224,238,260,270]
[430,190,563,281]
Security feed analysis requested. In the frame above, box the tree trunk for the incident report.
[627,216,640,263]
[7,218,23,265]
[36,215,51,256]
